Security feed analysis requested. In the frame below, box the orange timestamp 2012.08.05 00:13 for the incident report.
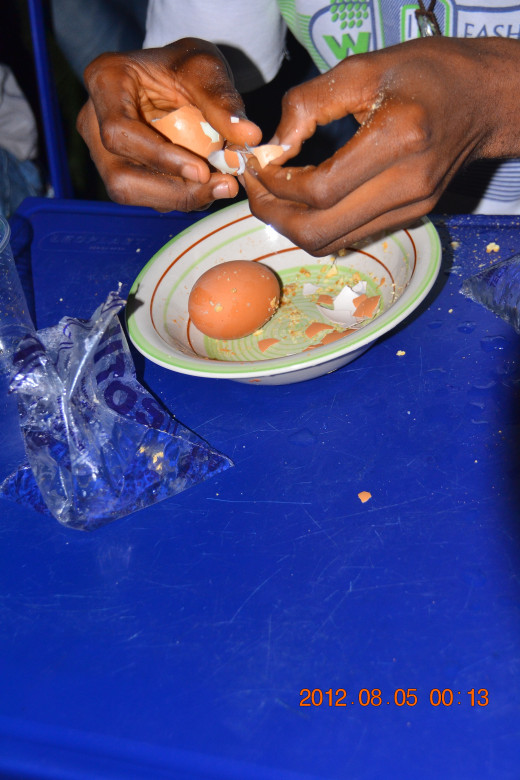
[299,688,489,708]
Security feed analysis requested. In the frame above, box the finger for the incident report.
[270,60,380,153]
[244,161,441,254]
[156,40,263,148]
[247,99,432,209]
[101,158,239,212]
[79,91,214,184]
[78,101,239,209]
[186,80,263,149]
[305,199,436,254]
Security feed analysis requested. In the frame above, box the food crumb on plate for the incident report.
[486,242,500,253]
[396,349,406,356]
[358,491,372,503]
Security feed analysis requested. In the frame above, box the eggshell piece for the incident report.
[354,295,380,319]
[319,328,355,345]
[152,105,223,158]
[317,294,334,306]
[251,144,288,168]
[208,147,247,175]
[305,322,335,339]
[258,338,280,353]
[353,294,367,309]
[188,260,281,340]
[209,143,288,176]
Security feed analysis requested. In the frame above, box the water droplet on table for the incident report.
[458,321,476,334]
[288,428,317,446]
[480,335,508,352]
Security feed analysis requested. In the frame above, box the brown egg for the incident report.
[152,105,224,158]
[188,260,281,340]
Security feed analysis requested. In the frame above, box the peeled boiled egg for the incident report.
[152,105,223,158]
[188,260,281,340]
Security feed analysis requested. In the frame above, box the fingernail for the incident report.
[181,164,201,182]
[245,160,259,176]
[212,182,232,199]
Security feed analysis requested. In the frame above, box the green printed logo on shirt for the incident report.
[279,1,520,74]
[278,0,385,71]
[314,1,384,64]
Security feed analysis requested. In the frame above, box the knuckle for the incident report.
[76,104,88,137]
[83,52,119,86]
[104,171,134,205]
[247,195,267,224]
[98,119,122,155]
[401,104,432,154]
[303,175,337,210]
[410,164,439,202]
[281,85,306,119]
[293,223,330,256]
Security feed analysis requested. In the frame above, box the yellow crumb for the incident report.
[486,242,500,253]
[396,350,406,356]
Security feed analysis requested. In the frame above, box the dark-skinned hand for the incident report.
[243,37,520,255]
[77,37,262,211]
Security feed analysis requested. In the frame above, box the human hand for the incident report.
[243,37,520,255]
[77,38,262,211]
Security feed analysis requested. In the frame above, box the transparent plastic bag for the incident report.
[0,218,232,530]
[461,252,520,334]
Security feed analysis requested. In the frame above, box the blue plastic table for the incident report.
[1,198,519,779]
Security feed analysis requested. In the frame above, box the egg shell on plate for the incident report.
[152,105,223,158]
[188,260,281,340]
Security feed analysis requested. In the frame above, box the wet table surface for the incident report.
[1,198,519,779]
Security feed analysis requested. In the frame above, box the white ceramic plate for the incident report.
[126,201,441,385]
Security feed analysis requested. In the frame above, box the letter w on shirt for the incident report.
[323,31,371,59]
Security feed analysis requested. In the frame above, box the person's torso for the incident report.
[279,0,520,72]
[279,1,520,213]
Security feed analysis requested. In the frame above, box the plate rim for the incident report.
[126,201,442,379]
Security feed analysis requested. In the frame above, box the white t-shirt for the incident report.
[0,65,38,161]
[144,0,520,214]
[143,0,286,93]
